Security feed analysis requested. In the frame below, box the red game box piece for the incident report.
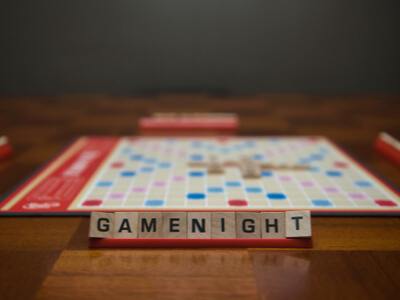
[139,113,238,136]
[374,132,400,167]
[0,136,13,160]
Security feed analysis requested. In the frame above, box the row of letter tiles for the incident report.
[89,211,311,239]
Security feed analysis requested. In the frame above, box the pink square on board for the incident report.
[109,192,125,199]
[324,187,339,193]
[132,187,146,193]
[349,192,367,200]
[279,176,291,182]
[173,176,185,182]
[301,181,314,187]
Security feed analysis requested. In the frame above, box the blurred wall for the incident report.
[0,0,399,95]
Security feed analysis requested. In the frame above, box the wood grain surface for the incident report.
[0,95,399,300]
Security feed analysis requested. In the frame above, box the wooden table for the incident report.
[0,95,399,300]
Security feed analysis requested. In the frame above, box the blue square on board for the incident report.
[312,199,332,207]
[266,193,287,200]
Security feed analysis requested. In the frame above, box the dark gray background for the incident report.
[0,0,399,95]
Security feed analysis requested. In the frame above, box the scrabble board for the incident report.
[1,136,399,215]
